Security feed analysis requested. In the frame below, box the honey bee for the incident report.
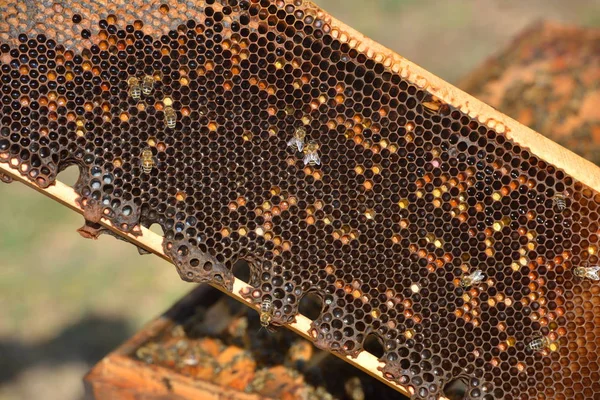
[141,75,154,95]
[164,107,177,129]
[135,345,154,364]
[422,96,444,116]
[553,194,567,211]
[245,369,275,393]
[460,269,485,288]
[303,141,321,166]
[163,97,177,129]
[127,77,141,100]
[574,265,600,281]
[344,377,365,400]
[527,335,551,351]
[259,297,274,329]
[287,126,306,152]
[140,147,156,174]
[287,340,313,365]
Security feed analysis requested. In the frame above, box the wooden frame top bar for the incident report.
[305,0,600,192]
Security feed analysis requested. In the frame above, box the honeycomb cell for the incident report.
[1,1,600,399]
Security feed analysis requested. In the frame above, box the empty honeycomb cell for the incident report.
[1,1,600,399]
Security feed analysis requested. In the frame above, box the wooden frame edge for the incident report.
[0,161,416,398]
[85,354,268,400]
[306,0,600,193]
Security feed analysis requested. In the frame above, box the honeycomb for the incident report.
[1,1,600,399]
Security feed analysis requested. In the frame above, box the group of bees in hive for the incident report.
[287,126,321,166]
[125,68,600,359]
[127,75,178,174]
[458,192,600,352]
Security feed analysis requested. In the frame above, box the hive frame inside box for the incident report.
[2,1,600,398]
[83,285,277,400]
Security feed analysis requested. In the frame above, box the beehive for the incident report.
[85,284,406,400]
[2,1,600,399]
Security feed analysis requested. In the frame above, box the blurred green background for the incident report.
[0,1,598,399]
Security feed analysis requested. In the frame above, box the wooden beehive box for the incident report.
[84,284,406,400]
[459,21,600,165]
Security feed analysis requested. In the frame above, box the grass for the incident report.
[0,181,190,340]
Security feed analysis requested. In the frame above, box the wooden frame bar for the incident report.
[306,0,600,192]
[0,161,414,398]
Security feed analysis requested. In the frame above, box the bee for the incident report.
[127,77,142,100]
[574,265,600,281]
[287,340,313,365]
[259,297,274,329]
[344,377,365,400]
[163,97,177,129]
[461,269,485,288]
[422,96,444,116]
[303,141,321,166]
[287,126,306,152]
[141,75,154,96]
[553,194,567,211]
[140,147,156,174]
[164,107,177,129]
[527,335,551,351]
[245,369,274,393]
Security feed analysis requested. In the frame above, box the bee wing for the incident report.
[473,270,485,281]
[590,266,600,280]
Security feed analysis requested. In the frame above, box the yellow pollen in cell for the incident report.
[589,246,597,255]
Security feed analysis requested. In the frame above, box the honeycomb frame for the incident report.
[2,1,600,399]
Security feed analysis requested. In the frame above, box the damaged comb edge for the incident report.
[0,161,413,399]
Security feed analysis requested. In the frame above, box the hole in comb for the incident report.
[231,258,251,283]
[443,376,469,400]
[298,292,323,320]
[363,333,384,358]
[57,164,80,187]
[148,223,164,236]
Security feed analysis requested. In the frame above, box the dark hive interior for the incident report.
[1,1,600,399]
[131,285,407,399]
